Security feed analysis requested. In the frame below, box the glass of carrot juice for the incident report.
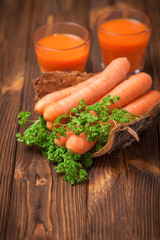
[97,8,152,73]
[33,22,90,72]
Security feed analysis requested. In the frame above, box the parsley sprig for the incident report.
[52,96,140,151]
[16,95,141,185]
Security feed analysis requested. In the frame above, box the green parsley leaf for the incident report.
[17,111,31,127]
[16,95,141,185]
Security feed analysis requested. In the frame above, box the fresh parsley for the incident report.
[16,95,140,185]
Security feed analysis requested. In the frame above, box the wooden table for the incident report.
[0,0,160,239]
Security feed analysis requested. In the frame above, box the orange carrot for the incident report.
[99,72,152,109]
[53,72,152,147]
[66,133,97,155]
[66,90,160,154]
[123,90,160,115]
[34,73,101,115]
[54,130,75,147]
[46,121,54,131]
[46,117,69,131]
[43,57,130,122]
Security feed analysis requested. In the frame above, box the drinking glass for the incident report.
[34,22,90,72]
[97,8,152,73]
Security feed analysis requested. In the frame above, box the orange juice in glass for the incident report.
[33,22,90,72]
[97,9,152,73]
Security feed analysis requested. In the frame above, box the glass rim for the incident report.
[97,8,152,36]
[33,22,91,51]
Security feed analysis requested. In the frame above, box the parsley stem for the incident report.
[128,112,142,118]
[29,119,40,125]
[28,120,38,123]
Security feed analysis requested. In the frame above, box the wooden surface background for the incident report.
[0,0,160,239]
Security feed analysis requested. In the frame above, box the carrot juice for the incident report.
[97,9,152,73]
[34,23,90,72]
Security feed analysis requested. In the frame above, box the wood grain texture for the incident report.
[1,0,89,239]
[88,0,160,239]
[0,0,31,239]
[0,0,160,240]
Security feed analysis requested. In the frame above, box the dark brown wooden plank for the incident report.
[0,0,160,239]
[144,0,160,90]
[5,0,89,239]
[0,0,32,239]
[87,127,160,240]
[87,1,160,239]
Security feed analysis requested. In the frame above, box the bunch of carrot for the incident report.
[34,57,160,155]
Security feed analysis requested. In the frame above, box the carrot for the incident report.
[46,121,54,131]
[66,90,160,154]
[123,90,160,115]
[54,130,75,147]
[66,132,97,155]
[43,57,130,122]
[65,120,115,154]
[54,72,152,147]
[99,72,152,109]
[34,73,101,115]
[46,117,69,131]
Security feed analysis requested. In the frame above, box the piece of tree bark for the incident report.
[32,71,160,157]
